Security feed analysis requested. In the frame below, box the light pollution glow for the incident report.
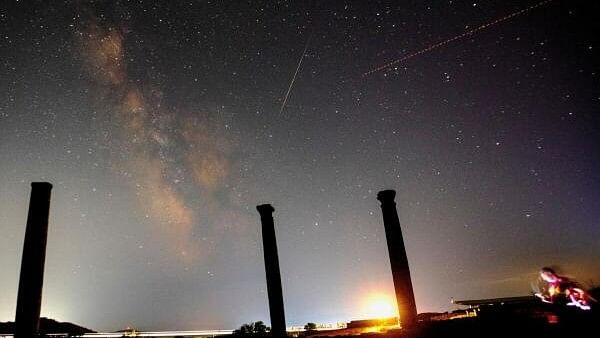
[361,293,398,320]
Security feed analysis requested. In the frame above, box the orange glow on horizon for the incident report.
[362,293,398,320]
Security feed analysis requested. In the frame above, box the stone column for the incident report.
[15,182,53,338]
[256,204,286,336]
[377,190,417,328]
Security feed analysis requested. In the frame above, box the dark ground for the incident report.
[306,305,599,338]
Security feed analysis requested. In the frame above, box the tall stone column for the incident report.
[377,190,417,328]
[15,182,53,338]
[256,204,286,336]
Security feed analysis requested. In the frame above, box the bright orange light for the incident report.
[363,293,398,319]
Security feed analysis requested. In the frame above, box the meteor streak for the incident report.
[278,35,312,118]
[364,0,555,76]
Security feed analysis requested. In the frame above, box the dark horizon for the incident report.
[1,0,599,332]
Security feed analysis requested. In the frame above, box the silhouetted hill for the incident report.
[0,317,95,335]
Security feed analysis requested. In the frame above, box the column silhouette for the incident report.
[377,190,417,328]
[15,182,53,338]
[256,204,286,336]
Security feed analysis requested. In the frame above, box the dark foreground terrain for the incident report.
[0,317,94,336]
[303,305,599,338]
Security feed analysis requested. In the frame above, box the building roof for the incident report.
[452,296,537,306]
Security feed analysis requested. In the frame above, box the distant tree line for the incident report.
[304,322,317,331]
[233,321,269,336]
[232,320,322,337]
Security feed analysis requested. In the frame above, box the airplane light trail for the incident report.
[364,0,555,76]
[278,35,312,118]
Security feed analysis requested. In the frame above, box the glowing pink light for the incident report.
[535,267,592,311]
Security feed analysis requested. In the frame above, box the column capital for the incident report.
[377,190,396,204]
[256,204,275,216]
[31,182,53,191]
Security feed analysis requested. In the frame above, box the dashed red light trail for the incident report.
[364,0,555,76]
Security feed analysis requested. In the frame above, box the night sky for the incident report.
[1,0,599,332]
